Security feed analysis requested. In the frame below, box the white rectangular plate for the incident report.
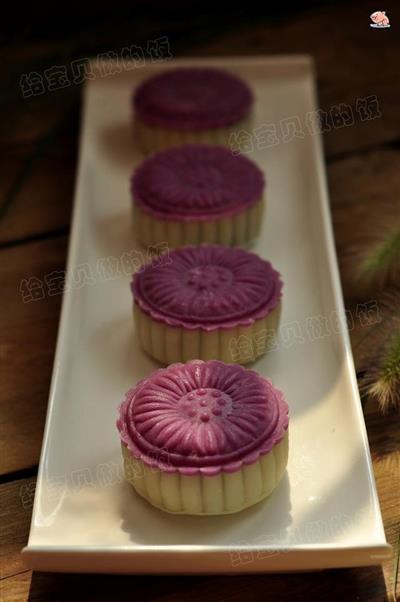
[23,55,390,573]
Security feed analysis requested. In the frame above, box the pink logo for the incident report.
[370,10,390,27]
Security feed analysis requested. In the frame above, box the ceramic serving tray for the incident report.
[22,55,390,573]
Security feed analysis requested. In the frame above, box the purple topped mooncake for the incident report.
[132,145,265,248]
[117,360,289,514]
[132,244,282,364]
[133,67,253,153]
[134,68,252,130]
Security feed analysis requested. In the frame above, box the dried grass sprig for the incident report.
[357,288,400,413]
[335,200,400,300]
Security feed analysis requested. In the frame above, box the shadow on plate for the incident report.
[98,121,141,170]
[118,473,292,546]
[90,315,159,384]
[27,565,389,600]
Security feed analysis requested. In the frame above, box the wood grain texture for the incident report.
[368,413,400,599]
[0,478,36,580]
[0,237,67,475]
[0,98,78,245]
[330,148,400,301]
[0,152,74,245]
[190,1,400,157]
[0,571,32,602]
[329,149,400,209]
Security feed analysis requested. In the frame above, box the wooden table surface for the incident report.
[1,3,399,600]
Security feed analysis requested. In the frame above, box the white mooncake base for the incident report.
[134,116,251,155]
[133,300,281,365]
[133,198,264,249]
[122,431,288,515]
